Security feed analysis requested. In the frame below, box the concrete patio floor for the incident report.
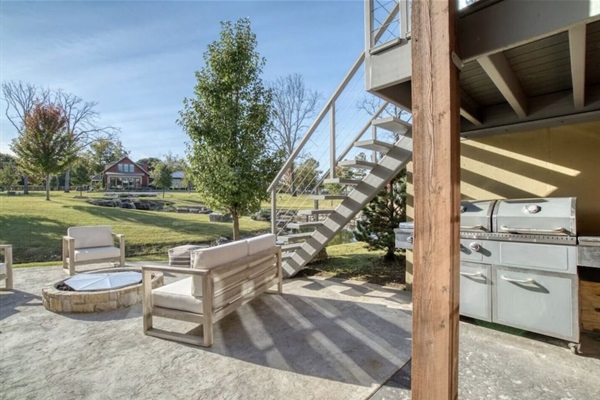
[1,263,599,399]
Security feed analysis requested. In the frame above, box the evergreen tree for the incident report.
[354,170,407,260]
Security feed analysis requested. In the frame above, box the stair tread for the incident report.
[287,221,324,230]
[297,209,335,215]
[354,139,394,153]
[281,243,303,251]
[323,178,361,185]
[308,194,347,200]
[338,159,377,169]
[372,116,411,134]
[278,232,313,243]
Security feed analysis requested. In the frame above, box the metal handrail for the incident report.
[267,52,365,192]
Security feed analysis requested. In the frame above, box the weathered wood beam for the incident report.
[569,24,587,110]
[478,52,528,118]
[411,0,461,399]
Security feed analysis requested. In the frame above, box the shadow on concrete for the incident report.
[0,290,43,322]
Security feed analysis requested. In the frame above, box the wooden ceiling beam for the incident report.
[460,91,482,126]
[478,52,529,118]
[569,24,587,110]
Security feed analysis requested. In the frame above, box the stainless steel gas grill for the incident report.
[396,197,582,349]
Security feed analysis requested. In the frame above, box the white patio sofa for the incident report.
[0,244,13,290]
[62,226,125,275]
[142,234,282,347]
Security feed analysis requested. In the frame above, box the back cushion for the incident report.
[191,240,248,297]
[247,234,276,255]
[68,226,114,249]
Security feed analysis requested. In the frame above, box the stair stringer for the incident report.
[282,135,413,278]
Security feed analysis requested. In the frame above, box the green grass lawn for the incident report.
[303,242,406,288]
[0,191,270,264]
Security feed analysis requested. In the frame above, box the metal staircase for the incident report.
[267,5,413,277]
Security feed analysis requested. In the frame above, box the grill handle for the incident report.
[501,275,536,285]
[460,225,486,232]
[498,226,570,235]
[460,271,483,278]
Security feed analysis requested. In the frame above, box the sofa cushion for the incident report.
[191,240,248,297]
[68,226,114,249]
[74,246,121,262]
[247,234,276,255]
[152,277,203,314]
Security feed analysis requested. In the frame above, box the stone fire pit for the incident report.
[42,267,163,313]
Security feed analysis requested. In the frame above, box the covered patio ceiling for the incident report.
[367,0,600,138]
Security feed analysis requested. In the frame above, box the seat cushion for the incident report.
[152,277,203,314]
[0,263,6,275]
[74,246,121,262]
[247,234,276,255]
[68,226,114,249]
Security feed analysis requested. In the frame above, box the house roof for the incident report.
[102,156,149,176]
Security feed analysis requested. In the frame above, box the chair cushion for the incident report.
[152,277,203,314]
[191,240,248,297]
[247,234,276,255]
[0,263,6,275]
[74,246,121,262]
[68,226,114,249]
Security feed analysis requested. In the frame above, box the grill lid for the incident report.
[460,200,496,232]
[492,197,576,236]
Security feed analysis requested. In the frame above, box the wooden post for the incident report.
[411,1,461,399]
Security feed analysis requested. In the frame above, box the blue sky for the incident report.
[0,0,365,161]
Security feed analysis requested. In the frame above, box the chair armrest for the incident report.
[0,244,12,250]
[141,265,209,276]
[112,233,125,247]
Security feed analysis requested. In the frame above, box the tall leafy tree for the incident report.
[88,138,128,174]
[11,103,77,200]
[70,157,93,196]
[151,162,172,198]
[178,18,278,240]
[2,81,119,193]
[269,73,320,196]
[354,170,407,260]
[136,157,161,175]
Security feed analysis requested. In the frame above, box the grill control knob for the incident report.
[524,204,542,214]
[468,242,481,252]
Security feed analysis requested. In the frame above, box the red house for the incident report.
[101,156,150,190]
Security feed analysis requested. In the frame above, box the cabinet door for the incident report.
[460,262,492,322]
[493,266,578,342]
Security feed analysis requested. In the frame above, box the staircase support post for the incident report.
[271,190,277,235]
[411,0,461,399]
[330,103,336,179]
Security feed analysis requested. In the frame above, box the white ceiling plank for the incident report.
[569,24,587,109]
[478,52,529,118]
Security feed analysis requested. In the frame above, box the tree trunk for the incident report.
[290,165,296,197]
[232,208,240,241]
[23,175,29,194]
[162,189,165,198]
[45,174,51,201]
[64,170,70,193]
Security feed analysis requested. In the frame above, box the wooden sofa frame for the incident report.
[142,241,282,347]
[62,226,125,275]
[0,244,13,291]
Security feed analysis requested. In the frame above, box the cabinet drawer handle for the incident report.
[501,275,536,285]
[460,271,483,278]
